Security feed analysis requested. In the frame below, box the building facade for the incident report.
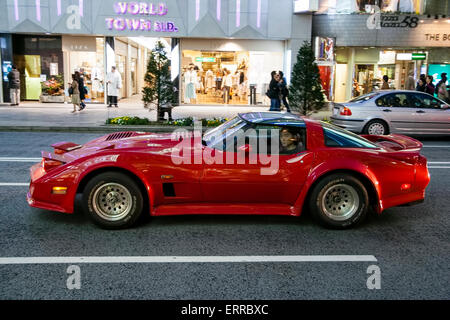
[0,0,312,105]
[312,0,450,102]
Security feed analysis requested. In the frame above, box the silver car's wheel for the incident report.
[321,184,359,221]
[365,120,388,135]
[83,172,144,229]
[92,183,133,222]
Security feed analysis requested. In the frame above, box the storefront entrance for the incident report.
[64,37,105,103]
[181,50,250,105]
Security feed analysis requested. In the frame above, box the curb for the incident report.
[0,125,206,133]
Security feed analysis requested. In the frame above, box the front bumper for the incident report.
[27,163,74,214]
[330,117,367,133]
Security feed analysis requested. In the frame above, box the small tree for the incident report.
[289,41,325,115]
[142,41,175,121]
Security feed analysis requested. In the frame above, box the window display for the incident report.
[181,50,250,105]
[68,38,105,103]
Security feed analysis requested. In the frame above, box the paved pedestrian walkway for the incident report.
[0,94,331,131]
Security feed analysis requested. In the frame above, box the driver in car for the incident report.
[280,128,303,155]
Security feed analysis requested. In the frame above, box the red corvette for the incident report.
[28,112,430,229]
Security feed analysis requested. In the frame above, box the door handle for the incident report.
[383,109,392,112]
[416,110,425,114]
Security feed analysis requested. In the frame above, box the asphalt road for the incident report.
[0,132,449,300]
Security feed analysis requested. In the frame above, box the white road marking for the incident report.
[0,255,378,265]
[0,157,41,162]
[422,146,450,148]
[0,183,29,186]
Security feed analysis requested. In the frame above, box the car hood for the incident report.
[47,131,187,163]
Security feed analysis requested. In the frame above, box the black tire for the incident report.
[363,120,389,135]
[308,174,369,229]
[82,172,143,229]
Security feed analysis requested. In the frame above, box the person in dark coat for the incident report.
[278,71,291,112]
[7,65,21,106]
[75,71,86,110]
[268,71,280,111]
[424,75,435,96]
[416,74,426,92]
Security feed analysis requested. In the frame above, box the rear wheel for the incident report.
[82,172,143,229]
[309,174,369,229]
[364,120,388,135]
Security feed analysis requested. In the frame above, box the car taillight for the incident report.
[340,107,352,116]
[41,159,64,172]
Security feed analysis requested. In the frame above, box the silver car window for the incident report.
[376,93,410,108]
[411,93,443,109]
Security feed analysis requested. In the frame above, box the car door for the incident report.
[375,92,418,133]
[201,124,314,205]
[409,93,450,134]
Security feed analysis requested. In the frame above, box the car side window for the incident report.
[412,93,442,109]
[253,125,306,156]
[376,93,410,108]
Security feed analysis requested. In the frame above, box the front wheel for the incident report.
[309,174,369,229]
[82,172,143,229]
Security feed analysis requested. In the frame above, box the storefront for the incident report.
[313,11,450,101]
[0,0,311,105]
[12,35,64,102]
[63,36,105,103]
[181,39,285,105]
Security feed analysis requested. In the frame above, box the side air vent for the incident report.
[105,132,136,141]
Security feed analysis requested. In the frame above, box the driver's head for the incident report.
[280,128,297,149]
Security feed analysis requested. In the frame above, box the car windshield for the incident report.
[321,122,379,149]
[203,117,248,147]
[348,92,380,103]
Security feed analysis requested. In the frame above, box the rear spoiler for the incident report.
[41,151,66,163]
[51,142,82,154]
[361,134,423,151]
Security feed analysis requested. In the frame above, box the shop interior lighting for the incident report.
[57,0,61,16]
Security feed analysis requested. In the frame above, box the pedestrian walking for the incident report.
[406,71,416,91]
[436,73,449,103]
[381,75,390,90]
[278,71,291,112]
[223,69,232,104]
[7,65,21,106]
[416,76,426,92]
[424,75,435,96]
[106,66,122,108]
[267,71,280,111]
[75,71,86,110]
[69,74,81,113]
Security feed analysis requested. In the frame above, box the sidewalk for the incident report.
[0,94,332,132]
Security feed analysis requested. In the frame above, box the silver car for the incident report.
[330,90,450,136]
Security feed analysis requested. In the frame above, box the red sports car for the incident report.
[27,112,430,229]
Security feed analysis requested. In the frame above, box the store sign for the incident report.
[294,0,319,13]
[396,53,427,61]
[105,2,179,32]
[195,57,216,63]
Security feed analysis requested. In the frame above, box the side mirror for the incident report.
[238,144,253,155]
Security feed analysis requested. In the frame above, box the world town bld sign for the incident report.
[105,2,179,32]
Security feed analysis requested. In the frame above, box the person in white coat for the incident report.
[106,66,122,108]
